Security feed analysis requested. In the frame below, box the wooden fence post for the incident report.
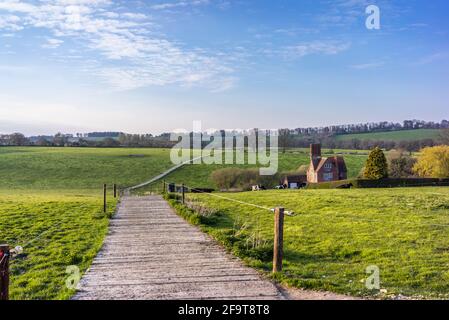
[273,207,284,273]
[113,184,117,198]
[103,184,107,213]
[0,245,10,301]
[182,184,185,204]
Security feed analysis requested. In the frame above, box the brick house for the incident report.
[307,144,347,183]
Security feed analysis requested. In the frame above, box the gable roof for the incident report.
[311,156,348,173]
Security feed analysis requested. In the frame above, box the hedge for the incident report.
[306,178,449,189]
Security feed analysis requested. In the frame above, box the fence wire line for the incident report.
[165,183,449,229]
[181,184,275,212]
[170,183,297,216]
[8,203,104,260]
[331,215,449,228]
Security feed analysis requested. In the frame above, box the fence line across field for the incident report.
[1,183,119,300]
[165,182,297,216]
[163,182,449,229]
[162,181,286,273]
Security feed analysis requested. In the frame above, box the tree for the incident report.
[35,137,51,146]
[9,133,28,146]
[387,150,416,178]
[278,129,290,154]
[364,147,388,179]
[439,129,449,145]
[53,132,68,146]
[101,138,120,147]
[413,145,449,178]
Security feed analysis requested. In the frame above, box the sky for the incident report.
[0,0,448,135]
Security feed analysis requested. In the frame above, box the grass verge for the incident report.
[166,187,449,299]
[0,190,117,300]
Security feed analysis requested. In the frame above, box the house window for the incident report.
[323,173,333,181]
[324,163,332,169]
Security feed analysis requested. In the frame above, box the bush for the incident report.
[306,178,449,189]
[413,145,449,178]
[210,168,279,191]
[210,168,246,190]
[364,147,388,179]
[387,150,417,178]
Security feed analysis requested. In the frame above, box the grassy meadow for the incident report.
[2,146,448,300]
[334,129,440,142]
[169,187,449,299]
[0,190,116,299]
[0,146,176,299]
[0,147,174,190]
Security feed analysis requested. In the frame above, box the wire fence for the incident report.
[140,180,449,297]
[3,178,449,299]
[0,183,121,300]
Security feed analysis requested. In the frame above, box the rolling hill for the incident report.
[334,129,441,142]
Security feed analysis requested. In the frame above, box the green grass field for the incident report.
[170,188,449,299]
[3,146,448,300]
[0,147,174,190]
[0,190,115,299]
[0,147,176,299]
[334,129,440,142]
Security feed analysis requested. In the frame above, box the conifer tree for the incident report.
[364,147,388,179]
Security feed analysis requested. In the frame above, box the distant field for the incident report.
[334,129,440,142]
[160,150,367,189]
[174,187,449,299]
[0,147,174,190]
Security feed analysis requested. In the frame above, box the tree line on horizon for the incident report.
[1,119,448,151]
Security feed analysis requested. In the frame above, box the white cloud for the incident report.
[281,40,350,59]
[416,52,449,65]
[0,14,22,30]
[0,0,235,91]
[42,38,64,48]
[150,0,209,10]
[350,61,384,70]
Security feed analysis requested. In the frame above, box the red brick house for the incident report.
[307,144,347,183]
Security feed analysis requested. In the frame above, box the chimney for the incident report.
[310,144,321,160]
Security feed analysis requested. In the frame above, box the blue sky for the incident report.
[0,0,448,135]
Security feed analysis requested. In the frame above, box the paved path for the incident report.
[74,195,283,300]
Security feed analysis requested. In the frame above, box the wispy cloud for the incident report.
[150,0,209,11]
[350,61,385,70]
[42,38,64,49]
[0,13,22,30]
[0,0,235,91]
[416,52,449,66]
[281,40,351,59]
